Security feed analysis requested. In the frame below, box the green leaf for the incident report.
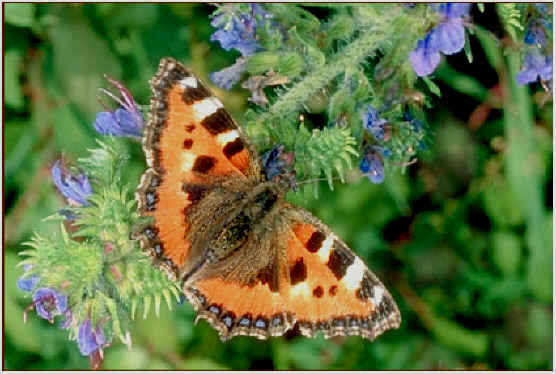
[430,315,489,357]
[490,231,521,275]
[4,50,25,110]
[464,32,473,64]
[5,3,35,27]
[422,76,441,97]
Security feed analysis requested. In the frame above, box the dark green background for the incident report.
[4,3,553,370]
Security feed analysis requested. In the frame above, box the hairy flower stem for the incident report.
[260,28,386,125]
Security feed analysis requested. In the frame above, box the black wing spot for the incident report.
[326,241,355,280]
[182,85,211,105]
[192,156,216,173]
[306,231,326,253]
[183,139,194,149]
[313,286,324,298]
[200,108,235,135]
[290,258,307,285]
[223,137,245,159]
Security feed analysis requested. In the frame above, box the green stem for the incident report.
[503,51,552,302]
[259,28,384,124]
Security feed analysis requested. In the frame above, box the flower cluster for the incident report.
[17,77,151,364]
[209,4,271,90]
[410,3,472,77]
[516,6,552,89]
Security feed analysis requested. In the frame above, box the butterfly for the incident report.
[134,57,401,341]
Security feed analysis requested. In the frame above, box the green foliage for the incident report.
[238,4,430,188]
[18,137,181,353]
[496,4,524,41]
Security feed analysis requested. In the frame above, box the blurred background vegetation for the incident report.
[4,3,553,370]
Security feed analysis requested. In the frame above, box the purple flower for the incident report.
[51,160,92,206]
[524,18,552,46]
[410,3,472,76]
[32,287,68,322]
[59,309,73,329]
[410,34,442,77]
[429,17,466,55]
[17,264,39,292]
[210,5,267,57]
[210,57,247,90]
[433,3,472,19]
[362,105,388,141]
[516,49,553,85]
[261,145,286,181]
[94,77,144,138]
[360,146,389,184]
[78,318,106,356]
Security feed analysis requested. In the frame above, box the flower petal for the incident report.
[431,20,466,55]
[360,147,386,184]
[516,68,539,85]
[210,58,247,90]
[410,36,441,77]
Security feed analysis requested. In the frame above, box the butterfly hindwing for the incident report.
[135,57,261,277]
[284,207,401,340]
[183,206,400,341]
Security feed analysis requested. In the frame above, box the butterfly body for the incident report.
[135,58,401,341]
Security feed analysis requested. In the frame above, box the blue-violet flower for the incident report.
[94,77,144,137]
[362,105,388,141]
[51,160,92,206]
[410,3,472,76]
[261,145,286,181]
[516,49,553,85]
[524,18,552,46]
[360,146,389,184]
[32,287,68,322]
[17,264,39,292]
[210,57,247,90]
[210,5,267,57]
[78,318,106,356]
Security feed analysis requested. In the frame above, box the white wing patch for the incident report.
[341,257,366,291]
[317,235,334,263]
[179,76,198,89]
[216,129,240,145]
[192,97,223,121]
[371,285,384,306]
[181,152,197,172]
[290,282,311,297]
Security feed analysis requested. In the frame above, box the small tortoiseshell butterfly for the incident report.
[134,57,401,341]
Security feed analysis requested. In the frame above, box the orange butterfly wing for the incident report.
[185,209,401,341]
[135,58,259,277]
